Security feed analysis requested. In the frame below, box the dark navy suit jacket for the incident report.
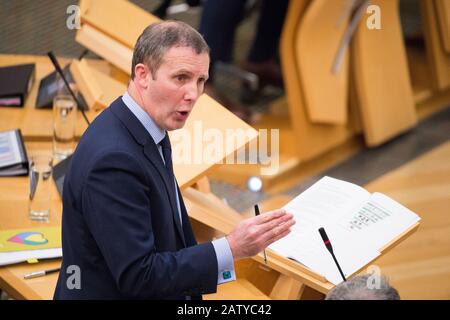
[53,98,218,299]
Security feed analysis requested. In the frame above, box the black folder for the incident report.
[0,129,29,176]
[0,63,35,107]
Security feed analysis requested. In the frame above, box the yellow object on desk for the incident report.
[26,258,39,264]
[0,226,61,253]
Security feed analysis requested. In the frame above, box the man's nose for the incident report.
[183,82,200,101]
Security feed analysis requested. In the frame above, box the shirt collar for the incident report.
[121,91,166,145]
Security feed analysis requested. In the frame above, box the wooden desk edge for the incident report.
[0,268,41,300]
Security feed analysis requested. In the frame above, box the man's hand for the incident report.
[226,209,295,261]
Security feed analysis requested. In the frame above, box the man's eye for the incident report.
[176,75,187,82]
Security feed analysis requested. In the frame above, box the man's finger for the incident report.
[265,228,292,247]
[254,209,287,224]
[261,218,296,244]
[257,213,294,235]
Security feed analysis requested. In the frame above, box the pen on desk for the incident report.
[24,267,61,280]
[254,204,268,265]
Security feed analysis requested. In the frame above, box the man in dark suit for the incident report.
[54,21,295,299]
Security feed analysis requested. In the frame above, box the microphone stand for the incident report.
[318,227,347,282]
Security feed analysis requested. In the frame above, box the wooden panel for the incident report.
[204,279,270,300]
[71,59,127,111]
[280,0,357,161]
[352,0,417,146]
[435,0,450,53]
[269,275,305,300]
[171,94,258,190]
[79,0,160,49]
[407,47,434,104]
[70,59,103,110]
[76,24,133,75]
[76,0,161,75]
[234,259,282,297]
[182,188,243,235]
[86,65,128,110]
[421,0,450,90]
[296,0,350,124]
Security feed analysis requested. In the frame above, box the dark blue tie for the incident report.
[159,133,180,217]
[159,133,173,175]
[161,133,189,299]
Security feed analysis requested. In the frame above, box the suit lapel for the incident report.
[110,98,186,247]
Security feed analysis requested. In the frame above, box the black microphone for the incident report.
[47,51,90,126]
[318,227,346,282]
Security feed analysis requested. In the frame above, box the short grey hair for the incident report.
[325,274,400,300]
[131,20,209,79]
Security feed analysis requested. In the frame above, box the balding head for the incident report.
[325,274,400,300]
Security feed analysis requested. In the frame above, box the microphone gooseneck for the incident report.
[318,227,347,282]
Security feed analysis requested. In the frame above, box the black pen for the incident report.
[24,267,61,279]
[254,204,268,264]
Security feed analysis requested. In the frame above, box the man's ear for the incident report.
[134,63,151,89]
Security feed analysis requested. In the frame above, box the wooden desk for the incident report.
[0,259,60,300]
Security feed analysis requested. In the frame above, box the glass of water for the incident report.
[29,154,53,221]
[53,94,77,160]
